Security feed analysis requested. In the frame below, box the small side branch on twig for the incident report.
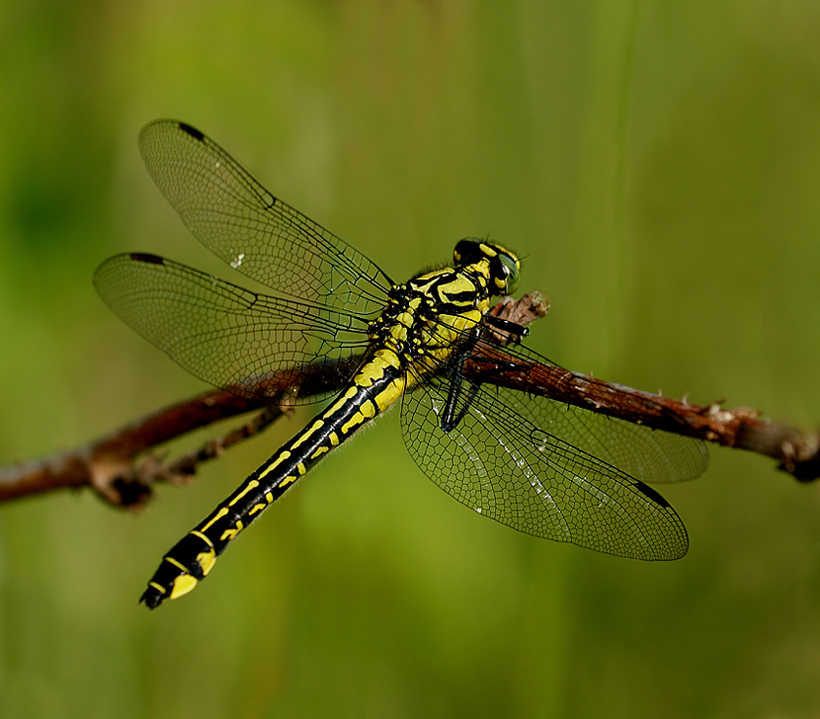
[0,356,356,507]
[1,293,817,509]
[0,388,283,507]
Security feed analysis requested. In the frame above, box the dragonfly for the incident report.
[94,120,709,609]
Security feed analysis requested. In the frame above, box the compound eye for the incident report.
[498,253,520,295]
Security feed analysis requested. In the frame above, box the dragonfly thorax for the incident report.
[369,254,505,380]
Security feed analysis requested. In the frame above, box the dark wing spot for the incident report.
[178,122,205,142]
[129,252,164,264]
[633,480,671,509]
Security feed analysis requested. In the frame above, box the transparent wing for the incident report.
[477,342,709,484]
[94,253,371,403]
[400,370,689,560]
[138,120,394,316]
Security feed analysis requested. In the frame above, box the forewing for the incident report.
[138,120,393,317]
[94,253,370,403]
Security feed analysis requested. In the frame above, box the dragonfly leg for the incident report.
[439,354,482,433]
[484,314,529,343]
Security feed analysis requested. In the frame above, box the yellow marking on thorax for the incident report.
[391,296,422,329]
[438,276,475,297]
[418,307,482,351]
[413,271,445,285]
[461,307,484,325]
[441,307,482,327]
[395,311,414,328]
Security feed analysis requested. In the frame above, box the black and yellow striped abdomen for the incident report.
[140,349,408,607]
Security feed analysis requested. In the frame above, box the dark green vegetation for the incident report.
[1,2,819,717]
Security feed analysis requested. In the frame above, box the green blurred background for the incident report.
[2,1,820,717]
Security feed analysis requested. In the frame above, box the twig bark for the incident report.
[1,294,817,508]
[468,350,820,481]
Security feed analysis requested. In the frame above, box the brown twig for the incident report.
[467,350,820,481]
[0,387,276,506]
[478,292,820,479]
[1,293,817,508]
[0,358,358,507]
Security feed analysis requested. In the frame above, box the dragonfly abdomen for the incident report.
[140,351,407,608]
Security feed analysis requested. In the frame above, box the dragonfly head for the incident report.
[454,239,521,296]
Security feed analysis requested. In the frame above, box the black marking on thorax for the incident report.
[367,265,489,379]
